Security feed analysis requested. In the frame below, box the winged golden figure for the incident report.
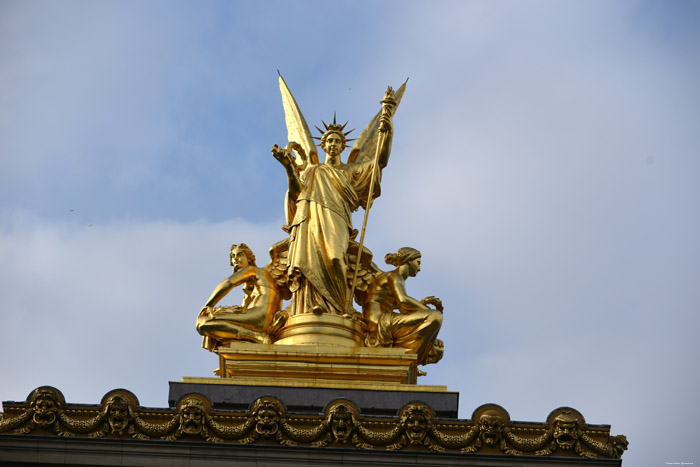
[271,74,406,317]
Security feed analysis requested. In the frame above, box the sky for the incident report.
[1,0,698,464]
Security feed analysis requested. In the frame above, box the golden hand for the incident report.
[271,144,292,168]
[378,113,393,133]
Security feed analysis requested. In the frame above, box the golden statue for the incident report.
[196,75,445,376]
[363,247,443,366]
[196,243,285,348]
[271,78,400,317]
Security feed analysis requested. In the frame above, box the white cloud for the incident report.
[0,213,285,406]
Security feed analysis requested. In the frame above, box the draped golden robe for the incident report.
[286,161,378,315]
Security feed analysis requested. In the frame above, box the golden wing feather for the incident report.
[278,73,319,165]
[265,237,292,300]
[346,241,382,306]
[347,81,407,165]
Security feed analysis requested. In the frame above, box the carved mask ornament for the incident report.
[553,411,579,450]
[104,396,131,434]
[253,400,281,436]
[328,404,355,443]
[31,389,59,427]
[478,410,504,446]
[401,405,431,444]
[179,398,207,435]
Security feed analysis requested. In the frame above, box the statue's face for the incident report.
[407,257,421,277]
[181,405,205,435]
[324,133,344,157]
[553,419,578,450]
[405,412,428,443]
[254,402,280,436]
[230,247,249,271]
[32,390,58,426]
[478,413,504,446]
[106,399,130,434]
[330,407,354,442]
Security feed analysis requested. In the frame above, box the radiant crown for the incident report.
[312,112,355,145]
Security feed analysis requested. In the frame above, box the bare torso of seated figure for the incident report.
[196,244,282,348]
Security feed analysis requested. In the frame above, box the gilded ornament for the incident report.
[91,391,138,437]
[251,397,283,439]
[102,395,132,435]
[478,409,505,447]
[170,396,210,439]
[552,410,580,451]
[0,386,627,459]
[327,401,357,444]
[398,403,434,448]
[28,387,61,430]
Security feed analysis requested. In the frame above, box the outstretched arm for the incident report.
[202,266,257,311]
[377,87,395,169]
[271,144,302,201]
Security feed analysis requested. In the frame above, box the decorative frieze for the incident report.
[0,386,627,459]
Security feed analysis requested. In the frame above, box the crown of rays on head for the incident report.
[313,112,356,147]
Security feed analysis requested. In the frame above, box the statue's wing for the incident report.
[346,80,407,165]
[265,237,292,300]
[347,241,382,306]
[278,72,319,165]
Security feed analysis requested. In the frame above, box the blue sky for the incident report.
[1,1,699,464]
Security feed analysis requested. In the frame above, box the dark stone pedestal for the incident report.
[169,380,460,417]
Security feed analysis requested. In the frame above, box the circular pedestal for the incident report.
[273,313,365,347]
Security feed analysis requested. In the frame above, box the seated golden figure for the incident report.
[197,244,283,348]
[362,247,443,366]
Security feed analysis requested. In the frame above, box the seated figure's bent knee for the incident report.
[195,316,209,333]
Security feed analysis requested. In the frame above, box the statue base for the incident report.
[213,341,429,386]
[273,313,365,346]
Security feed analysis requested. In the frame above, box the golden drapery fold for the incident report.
[287,161,380,315]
